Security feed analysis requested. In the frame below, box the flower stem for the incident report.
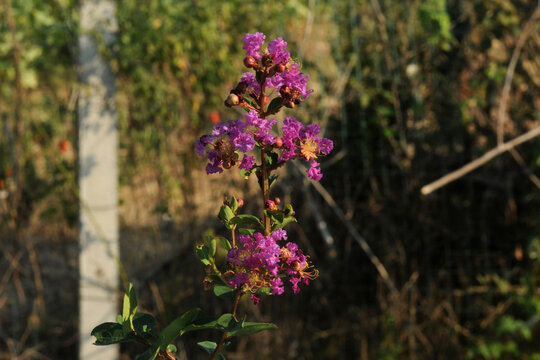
[210,291,243,360]
[261,149,271,235]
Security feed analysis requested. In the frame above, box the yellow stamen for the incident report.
[300,138,319,161]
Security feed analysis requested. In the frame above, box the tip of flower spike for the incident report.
[265,200,278,211]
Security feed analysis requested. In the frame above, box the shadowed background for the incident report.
[1,0,540,359]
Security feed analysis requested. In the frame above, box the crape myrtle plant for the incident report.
[91,33,333,360]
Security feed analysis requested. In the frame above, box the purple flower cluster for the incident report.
[195,112,333,179]
[227,229,317,303]
[241,32,312,104]
[242,32,266,60]
[195,111,276,174]
[281,117,334,181]
[194,32,333,178]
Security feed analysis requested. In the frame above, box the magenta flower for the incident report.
[307,161,323,181]
[226,229,316,301]
[243,32,266,59]
[268,37,290,65]
[241,72,261,94]
[239,155,255,171]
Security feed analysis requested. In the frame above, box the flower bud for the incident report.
[275,63,286,73]
[262,53,271,66]
[274,197,281,205]
[237,198,244,208]
[203,277,213,291]
[273,137,283,148]
[283,100,295,109]
[279,85,291,97]
[243,56,258,69]
[280,247,291,261]
[225,93,240,107]
[265,200,277,211]
[234,81,248,94]
[291,260,302,271]
[223,160,232,169]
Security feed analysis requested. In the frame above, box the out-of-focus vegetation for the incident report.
[1,0,540,359]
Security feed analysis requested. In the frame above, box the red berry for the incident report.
[210,111,220,125]
[60,140,69,153]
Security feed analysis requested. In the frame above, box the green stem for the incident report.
[210,291,243,360]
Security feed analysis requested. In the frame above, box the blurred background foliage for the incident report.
[1,0,540,359]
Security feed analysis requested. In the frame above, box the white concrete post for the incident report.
[78,1,119,359]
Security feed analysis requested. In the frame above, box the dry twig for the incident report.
[496,6,540,145]
[293,163,398,295]
[421,126,540,195]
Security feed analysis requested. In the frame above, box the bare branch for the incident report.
[293,163,399,295]
[421,126,540,195]
[496,6,540,145]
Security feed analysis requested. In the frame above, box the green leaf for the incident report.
[230,215,264,229]
[265,151,279,168]
[209,274,228,286]
[91,322,134,345]
[269,175,279,188]
[269,212,284,224]
[238,228,256,236]
[184,313,241,333]
[228,322,278,337]
[154,308,200,352]
[133,312,157,338]
[243,97,257,109]
[213,284,235,301]
[205,236,217,257]
[219,205,235,229]
[272,216,297,230]
[284,204,294,216]
[240,168,254,178]
[219,237,232,251]
[196,245,211,266]
[230,197,238,213]
[256,287,272,296]
[255,71,264,85]
[166,344,178,353]
[197,341,217,355]
[136,344,160,360]
[122,283,138,333]
[266,97,283,115]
